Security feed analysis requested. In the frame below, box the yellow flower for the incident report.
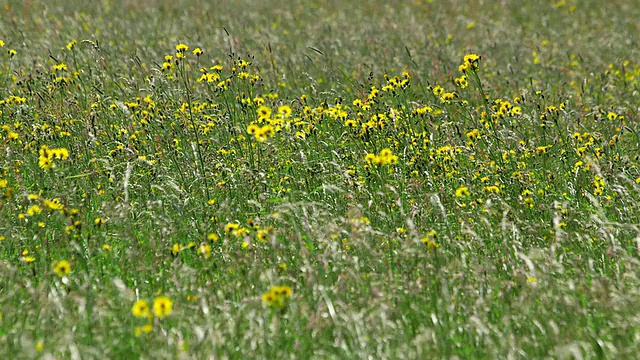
[271,286,293,298]
[236,59,250,68]
[52,63,68,71]
[455,185,470,198]
[379,148,392,159]
[421,230,439,249]
[66,40,77,51]
[440,92,457,104]
[175,43,189,52]
[152,296,173,318]
[27,205,42,216]
[20,256,36,263]
[257,105,272,120]
[134,324,153,336]
[53,260,71,276]
[44,198,64,211]
[364,153,377,164]
[192,47,203,56]
[484,185,500,194]
[255,125,274,142]
[162,62,173,71]
[455,75,468,88]
[261,292,277,306]
[262,285,293,310]
[171,243,181,256]
[344,119,357,127]
[38,145,69,171]
[247,124,260,135]
[198,244,211,258]
[132,300,151,318]
[224,222,240,234]
[277,105,292,118]
[460,53,480,72]
[256,227,273,242]
[51,148,69,160]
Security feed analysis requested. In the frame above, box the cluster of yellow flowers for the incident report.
[131,296,173,335]
[421,230,439,249]
[132,296,173,319]
[454,53,480,90]
[458,53,480,72]
[261,285,293,310]
[365,148,398,166]
[38,145,69,171]
[247,124,275,142]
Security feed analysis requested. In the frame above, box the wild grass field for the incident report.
[1,0,639,358]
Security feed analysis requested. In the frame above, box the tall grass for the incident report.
[1,0,639,358]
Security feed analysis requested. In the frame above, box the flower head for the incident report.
[455,185,470,198]
[66,40,77,51]
[132,300,151,318]
[459,53,481,72]
[53,260,71,276]
[175,43,189,53]
[152,296,173,318]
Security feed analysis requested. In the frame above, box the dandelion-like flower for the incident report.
[454,75,468,89]
[440,92,457,104]
[175,43,189,53]
[455,185,470,198]
[53,260,71,276]
[134,324,153,336]
[432,85,444,96]
[66,40,77,51]
[152,296,173,318]
[132,300,151,318]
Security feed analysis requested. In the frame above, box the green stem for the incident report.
[178,59,211,201]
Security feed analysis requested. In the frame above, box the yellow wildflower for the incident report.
[152,296,173,318]
[53,260,71,276]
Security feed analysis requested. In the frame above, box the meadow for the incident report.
[1,0,640,358]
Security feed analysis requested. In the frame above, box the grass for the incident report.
[1,0,640,358]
